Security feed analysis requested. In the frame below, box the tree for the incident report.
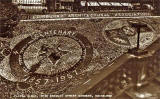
[0,2,19,38]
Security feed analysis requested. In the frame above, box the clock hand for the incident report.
[29,57,45,73]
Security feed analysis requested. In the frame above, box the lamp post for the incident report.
[131,23,147,50]
[128,23,155,90]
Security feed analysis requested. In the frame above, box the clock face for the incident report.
[22,36,83,75]
[8,30,93,94]
[21,36,84,75]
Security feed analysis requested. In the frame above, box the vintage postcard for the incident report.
[0,0,160,99]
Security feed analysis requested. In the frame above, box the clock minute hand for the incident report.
[29,57,45,73]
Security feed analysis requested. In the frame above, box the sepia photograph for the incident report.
[0,0,160,99]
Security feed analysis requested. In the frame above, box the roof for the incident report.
[79,0,153,3]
